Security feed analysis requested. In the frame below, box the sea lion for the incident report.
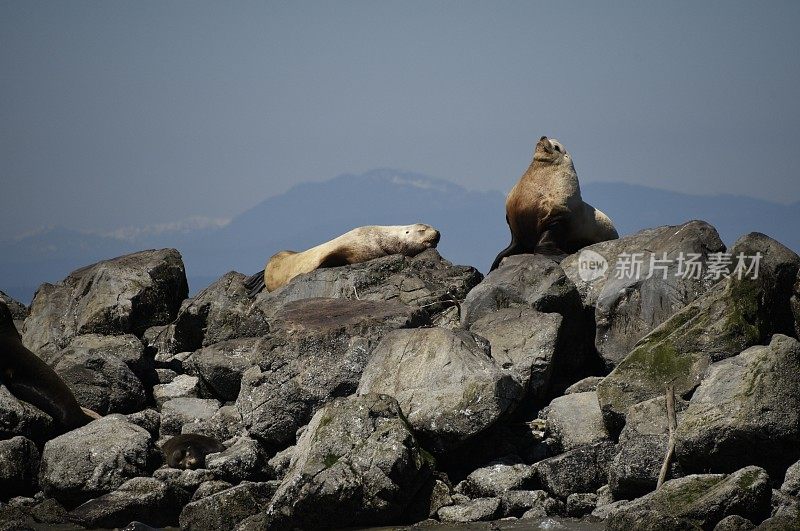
[161,433,225,469]
[490,136,618,270]
[0,301,96,433]
[245,223,441,295]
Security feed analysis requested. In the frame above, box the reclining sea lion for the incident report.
[161,433,225,469]
[245,223,441,295]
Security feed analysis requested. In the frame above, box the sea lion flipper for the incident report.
[490,240,521,271]
[244,271,266,297]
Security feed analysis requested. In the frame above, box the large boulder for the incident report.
[608,395,687,499]
[38,415,161,505]
[611,466,772,529]
[205,436,271,483]
[561,221,726,369]
[469,308,564,401]
[150,271,270,358]
[185,338,263,401]
[179,481,278,531]
[597,233,800,429]
[158,250,480,357]
[532,440,616,499]
[461,254,581,328]
[458,457,537,497]
[47,347,146,415]
[235,297,426,449]
[437,497,502,523]
[0,385,54,442]
[262,394,433,529]
[23,249,188,357]
[0,436,40,499]
[160,397,221,437]
[357,327,523,453]
[675,334,800,477]
[543,391,611,452]
[68,477,178,529]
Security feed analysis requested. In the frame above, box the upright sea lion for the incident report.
[0,301,96,433]
[161,433,225,469]
[490,136,618,270]
[245,223,441,295]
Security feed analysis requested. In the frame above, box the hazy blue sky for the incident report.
[2,1,799,240]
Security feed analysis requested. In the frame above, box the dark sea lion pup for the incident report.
[0,301,98,433]
[491,136,618,270]
[161,433,226,469]
[245,223,441,295]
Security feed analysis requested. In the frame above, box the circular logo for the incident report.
[577,249,609,282]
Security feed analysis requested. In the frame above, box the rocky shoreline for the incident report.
[1,220,799,530]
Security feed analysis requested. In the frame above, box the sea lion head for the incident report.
[170,445,202,470]
[397,223,441,254]
[533,136,571,165]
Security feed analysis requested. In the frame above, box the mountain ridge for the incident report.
[2,170,798,304]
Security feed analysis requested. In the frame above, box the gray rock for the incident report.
[166,251,480,357]
[265,248,481,319]
[614,466,771,529]
[675,334,800,478]
[0,290,27,320]
[153,374,200,407]
[39,415,160,505]
[235,297,426,449]
[191,480,234,502]
[544,391,610,452]
[714,515,756,530]
[0,497,72,530]
[609,395,686,499]
[125,408,160,439]
[156,271,270,358]
[0,436,39,499]
[266,445,294,481]
[500,490,556,518]
[591,499,629,520]
[186,338,263,401]
[48,346,146,415]
[68,477,177,529]
[160,397,221,437]
[597,233,800,430]
[469,308,563,400]
[23,249,188,357]
[181,405,244,442]
[437,497,501,523]
[461,254,581,327]
[264,394,433,529]
[152,467,216,493]
[564,376,604,394]
[52,333,150,378]
[757,504,800,530]
[205,436,270,483]
[155,368,177,384]
[566,492,598,517]
[357,327,522,453]
[782,459,800,497]
[460,457,537,497]
[532,440,616,499]
[562,221,726,369]
[607,509,703,530]
[179,481,278,531]
[0,385,54,443]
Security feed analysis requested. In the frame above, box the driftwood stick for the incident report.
[657,384,677,489]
